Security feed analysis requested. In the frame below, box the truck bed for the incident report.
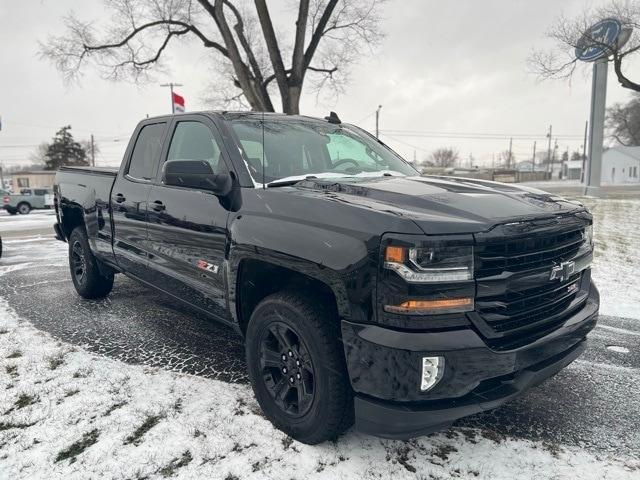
[58,166,119,176]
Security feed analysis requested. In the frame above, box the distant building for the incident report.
[558,147,640,184]
[600,146,640,184]
[11,171,56,190]
[515,161,547,173]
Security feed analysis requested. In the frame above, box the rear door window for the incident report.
[127,123,166,180]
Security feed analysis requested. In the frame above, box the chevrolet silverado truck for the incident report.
[53,112,598,444]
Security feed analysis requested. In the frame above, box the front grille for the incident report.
[473,224,590,350]
[477,274,581,334]
[476,228,584,278]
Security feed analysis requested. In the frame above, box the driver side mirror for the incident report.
[163,160,232,196]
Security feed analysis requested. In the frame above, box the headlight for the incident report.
[384,245,474,283]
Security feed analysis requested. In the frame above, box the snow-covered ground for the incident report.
[587,197,640,320]
[0,210,57,234]
[1,198,639,479]
[1,299,638,480]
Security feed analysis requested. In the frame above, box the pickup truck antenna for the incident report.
[262,110,266,189]
[325,111,341,124]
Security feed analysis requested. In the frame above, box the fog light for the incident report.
[421,356,444,391]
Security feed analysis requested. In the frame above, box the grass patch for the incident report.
[64,389,80,398]
[15,393,38,410]
[0,327,9,335]
[5,365,18,376]
[73,368,92,378]
[0,421,36,432]
[124,414,163,446]
[104,401,127,416]
[48,353,65,370]
[6,350,22,359]
[55,429,100,463]
[158,451,193,477]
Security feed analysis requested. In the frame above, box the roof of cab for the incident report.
[142,110,335,125]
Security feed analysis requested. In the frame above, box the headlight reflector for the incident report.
[384,245,473,283]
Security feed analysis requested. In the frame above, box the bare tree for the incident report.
[429,148,459,168]
[498,150,516,168]
[606,93,640,145]
[40,0,386,114]
[28,143,49,166]
[529,1,640,92]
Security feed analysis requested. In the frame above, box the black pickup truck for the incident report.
[54,111,598,444]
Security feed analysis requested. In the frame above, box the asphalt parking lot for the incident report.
[0,210,638,458]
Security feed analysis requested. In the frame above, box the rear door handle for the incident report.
[151,200,165,212]
[114,193,126,203]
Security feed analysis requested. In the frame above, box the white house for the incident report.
[600,146,640,184]
[560,146,640,184]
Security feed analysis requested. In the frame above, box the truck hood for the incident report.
[291,175,586,234]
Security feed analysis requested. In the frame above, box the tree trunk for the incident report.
[284,85,302,114]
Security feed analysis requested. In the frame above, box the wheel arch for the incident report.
[231,255,349,337]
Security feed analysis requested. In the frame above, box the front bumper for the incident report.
[341,283,599,439]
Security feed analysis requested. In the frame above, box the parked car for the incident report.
[3,187,53,215]
[53,111,598,444]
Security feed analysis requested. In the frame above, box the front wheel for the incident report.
[245,291,353,444]
[17,203,31,215]
[68,227,114,299]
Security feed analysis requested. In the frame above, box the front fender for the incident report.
[227,212,379,324]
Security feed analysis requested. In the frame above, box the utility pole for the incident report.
[507,138,513,169]
[581,120,588,183]
[90,134,95,167]
[531,141,537,172]
[375,105,382,138]
[551,139,558,179]
[160,82,183,113]
[0,161,4,190]
[546,124,553,177]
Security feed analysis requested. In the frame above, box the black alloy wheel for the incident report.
[259,321,316,417]
[71,240,87,286]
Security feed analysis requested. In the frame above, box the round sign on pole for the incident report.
[575,18,622,62]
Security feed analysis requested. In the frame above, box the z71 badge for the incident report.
[197,260,219,274]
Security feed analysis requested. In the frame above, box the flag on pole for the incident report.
[172,92,185,113]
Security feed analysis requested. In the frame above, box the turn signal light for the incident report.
[385,246,405,263]
[384,297,473,315]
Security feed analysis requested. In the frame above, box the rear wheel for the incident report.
[68,227,114,299]
[17,203,30,215]
[245,291,353,444]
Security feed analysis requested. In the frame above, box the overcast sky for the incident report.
[1,0,637,169]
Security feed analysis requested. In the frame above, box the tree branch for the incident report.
[613,53,640,92]
[254,0,289,103]
[291,0,309,83]
[303,0,339,71]
[83,19,228,57]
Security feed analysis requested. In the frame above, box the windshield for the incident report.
[229,117,418,185]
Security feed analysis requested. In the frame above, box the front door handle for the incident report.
[151,200,165,212]
[114,193,126,203]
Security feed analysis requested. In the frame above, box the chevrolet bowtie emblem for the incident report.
[550,261,575,282]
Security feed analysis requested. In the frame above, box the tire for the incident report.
[245,290,353,444]
[68,227,114,299]
[17,202,31,215]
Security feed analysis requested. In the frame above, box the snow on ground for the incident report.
[0,210,57,232]
[586,197,640,320]
[1,299,638,480]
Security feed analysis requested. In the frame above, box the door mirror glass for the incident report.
[163,160,232,196]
